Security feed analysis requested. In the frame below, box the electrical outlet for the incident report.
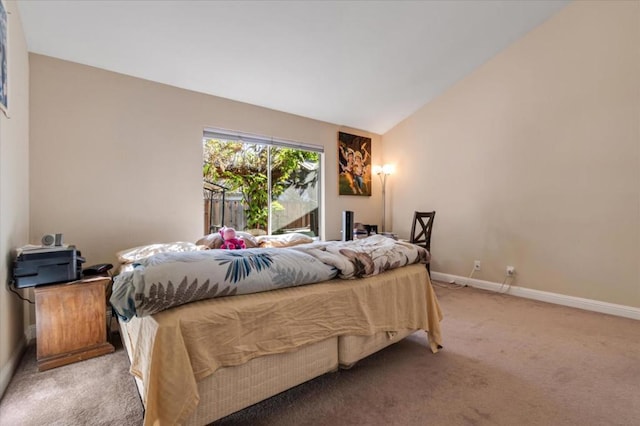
[506,266,515,276]
[474,260,481,271]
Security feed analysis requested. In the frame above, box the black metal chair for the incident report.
[409,211,436,274]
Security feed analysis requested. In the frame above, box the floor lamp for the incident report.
[373,164,394,233]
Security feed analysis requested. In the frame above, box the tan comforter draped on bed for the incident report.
[121,264,443,426]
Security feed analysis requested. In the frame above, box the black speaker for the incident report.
[342,210,354,241]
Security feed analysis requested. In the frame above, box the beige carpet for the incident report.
[1,283,639,425]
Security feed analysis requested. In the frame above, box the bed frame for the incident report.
[118,264,442,425]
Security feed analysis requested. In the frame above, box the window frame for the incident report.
[203,128,324,236]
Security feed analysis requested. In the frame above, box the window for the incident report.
[203,129,322,237]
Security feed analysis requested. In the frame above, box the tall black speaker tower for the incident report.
[342,210,354,241]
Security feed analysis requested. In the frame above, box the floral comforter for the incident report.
[110,235,428,321]
[291,235,429,279]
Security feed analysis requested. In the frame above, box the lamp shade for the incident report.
[381,164,394,175]
[373,164,395,175]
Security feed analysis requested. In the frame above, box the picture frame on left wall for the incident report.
[0,0,7,116]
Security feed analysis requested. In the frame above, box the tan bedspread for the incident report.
[122,263,443,425]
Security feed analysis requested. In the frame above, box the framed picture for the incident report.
[0,0,7,116]
[338,131,372,196]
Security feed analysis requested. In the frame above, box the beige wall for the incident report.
[22,1,639,347]
[383,1,640,307]
[29,54,382,272]
[0,1,30,396]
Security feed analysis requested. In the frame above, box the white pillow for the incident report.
[116,242,202,264]
[257,233,314,248]
[195,233,224,249]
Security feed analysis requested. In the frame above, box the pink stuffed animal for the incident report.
[220,227,246,250]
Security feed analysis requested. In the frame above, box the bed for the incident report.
[110,235,443,425]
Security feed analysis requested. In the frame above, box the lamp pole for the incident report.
[375,164,393,234]
[379,172,388,233]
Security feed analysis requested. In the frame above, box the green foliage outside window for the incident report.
[203,139,319,231]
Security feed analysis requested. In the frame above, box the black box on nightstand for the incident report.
[13,247,83,288]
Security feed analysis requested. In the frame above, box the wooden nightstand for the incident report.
[34,276,115,371]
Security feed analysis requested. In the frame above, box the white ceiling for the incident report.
[17,0,569,134]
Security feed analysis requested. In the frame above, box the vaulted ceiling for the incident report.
[17,0,569,134]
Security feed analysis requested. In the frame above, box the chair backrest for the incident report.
[409,211,436,252]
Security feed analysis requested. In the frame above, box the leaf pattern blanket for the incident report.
[110,235,428,321]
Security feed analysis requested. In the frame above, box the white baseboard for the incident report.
[431,271,640,321]
[0,334,27,399]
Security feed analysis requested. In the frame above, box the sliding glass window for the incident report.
[202,129,322,237]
